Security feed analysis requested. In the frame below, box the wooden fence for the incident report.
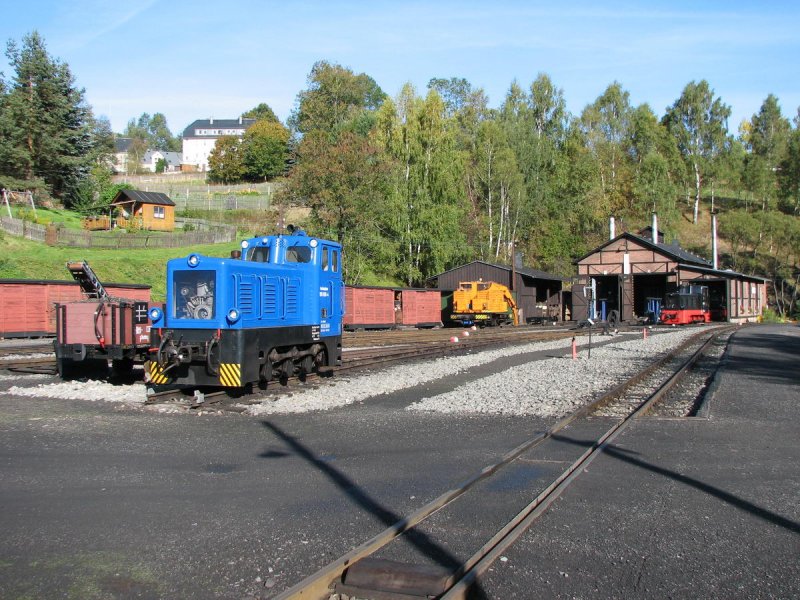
[0,217,236,249]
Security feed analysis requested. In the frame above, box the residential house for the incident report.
[142,150,183,173]
[113,138,183,174]
[113,137,133,174]
[181,117,256,171]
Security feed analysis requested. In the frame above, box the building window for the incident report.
[154,206,165,219]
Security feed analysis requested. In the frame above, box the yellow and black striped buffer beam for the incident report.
[219,363,241,387]
[147,361,169,384]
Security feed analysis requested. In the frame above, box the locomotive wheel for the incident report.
[258,360,273,390]
[279,359,293,384]
[299,355,314,381]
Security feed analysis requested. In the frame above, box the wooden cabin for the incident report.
[110,190,176,232]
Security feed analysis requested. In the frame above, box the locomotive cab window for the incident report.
[285,245,311,263]
[173,270,216,320]
[246,246,270,263]
[332,250,339,272]
[322,248,329,271]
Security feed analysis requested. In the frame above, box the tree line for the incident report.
[278,61,798,318]
[0,33,797,315]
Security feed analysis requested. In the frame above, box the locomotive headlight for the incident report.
[226,308,241,323]
[187,254,200,267]
[149,307,163,322]
[309,239,318,248]
[241,240,249,249]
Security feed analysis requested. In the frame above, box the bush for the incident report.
[760,307,785,323]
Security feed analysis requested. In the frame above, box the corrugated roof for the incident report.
[110,189,176,206]
[431,260,566,282]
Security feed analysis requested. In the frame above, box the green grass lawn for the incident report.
[7,205,86,229]
[0,234,237,301]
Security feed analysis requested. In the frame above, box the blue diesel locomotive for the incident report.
[145,229,343,389]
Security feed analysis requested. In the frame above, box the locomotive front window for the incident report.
[322,247,329,271]
[286,245,311,263]
[332,250,339,272]
[173,270,216,320]
[246,246,270,262]
[664,293,680,310]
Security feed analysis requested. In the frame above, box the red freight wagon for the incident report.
[344,286,395,330]
[398,289,442,328]
[0,279,151,338]
[54,300,153,377]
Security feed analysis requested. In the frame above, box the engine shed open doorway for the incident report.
[703,279,729,321]
[632,273,669,322]
[592,275,621,320]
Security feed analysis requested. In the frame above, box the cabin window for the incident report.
[286,244,311,263]
[332,250,339,272]
[246,246,270,263]
[154,205,165,219]
[322,247,329,271]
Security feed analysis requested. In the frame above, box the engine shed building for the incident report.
[429,260,567,323]
[572,229,768,324]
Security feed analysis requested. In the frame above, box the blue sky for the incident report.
[3,1,799,136]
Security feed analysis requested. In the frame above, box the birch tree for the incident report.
[663,80,731,224]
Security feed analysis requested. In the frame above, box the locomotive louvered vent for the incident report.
[286,279,299,314]
[238,279,254,314]
[263,280,277,314]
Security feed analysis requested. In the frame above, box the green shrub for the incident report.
[760,307,784,323]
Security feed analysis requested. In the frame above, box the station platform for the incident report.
[481,324,800,598]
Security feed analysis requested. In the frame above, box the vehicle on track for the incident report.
[450,280,519,327]
[145,228,343,389]
[659,284,711,325]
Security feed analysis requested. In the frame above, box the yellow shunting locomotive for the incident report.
[451,280,518,327]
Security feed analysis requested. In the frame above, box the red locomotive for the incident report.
[659,284,710,325]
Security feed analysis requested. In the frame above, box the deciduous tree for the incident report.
[241,120,290,181]
[663,80,731,224]
[207,136,244,184]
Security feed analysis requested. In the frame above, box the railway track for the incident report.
[272,325,735,599]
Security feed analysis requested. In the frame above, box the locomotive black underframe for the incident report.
[150,326,342,387]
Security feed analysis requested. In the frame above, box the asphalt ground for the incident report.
[479,324,800,599]
[0,325,797,599]
[0,343,568,599]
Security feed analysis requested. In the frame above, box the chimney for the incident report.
[609,216,615,240]
[209,117,213,125]
[711,211,718,270]
[239,116,243,125]
[651,213,658,244]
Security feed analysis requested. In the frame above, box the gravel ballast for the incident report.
[0,327,721,417]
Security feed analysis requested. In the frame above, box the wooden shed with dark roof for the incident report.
[429,260,568,323]
[110,190,176,232]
